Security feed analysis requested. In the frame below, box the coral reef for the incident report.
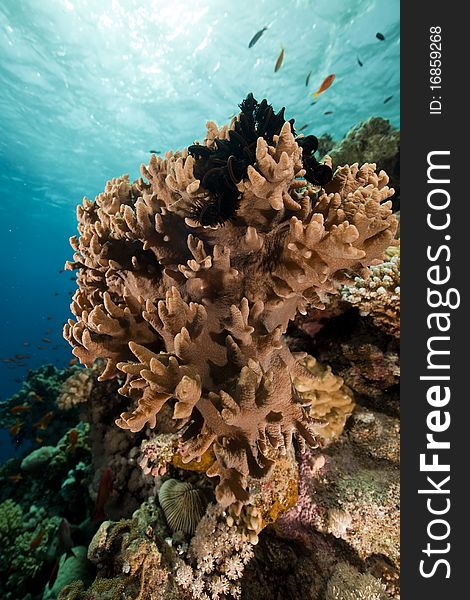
[58,499,179,600]
[43,546,92,600]
[276,405,400,594]
[293,355,355,442]
[0,365,80,451]
[0,499,62,599]
[64,94,397,509]
[175,503,255,600]
[296,308,400,416]
[56,369,94,410]
[326,562,390,600]
[79,376,154,521]
[328,118,399,171]
[327,117,400,211]
[341,247,400,337]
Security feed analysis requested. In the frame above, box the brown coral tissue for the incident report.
[64,94,398,507]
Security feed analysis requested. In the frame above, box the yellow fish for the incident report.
[274,47,285,72]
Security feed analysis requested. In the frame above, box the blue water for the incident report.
[0,0,399,400]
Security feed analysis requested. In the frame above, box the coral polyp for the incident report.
[64,94,398,507]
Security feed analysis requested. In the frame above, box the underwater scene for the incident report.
[0,0,400,598]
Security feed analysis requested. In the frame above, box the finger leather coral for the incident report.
[64,94,398,507]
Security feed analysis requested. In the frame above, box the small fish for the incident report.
[42,338,51,343]
[297,124,309,132]
[22,342,30,347]
[274,47,285,72]
[47,315,54,320]
[34,411,54,430]
[324,111,333,115]
[37,345,45,350]
[29,529,45,549]
[383,95,393,104]
[45,328,52,334]
[28,392,44,403]
[94,467,114,521]
[69,358,78,366]
[305,70,312,87]
[9,421,22,437]
[54,292,59,296]
[148,150,161,154]
[228,113,237,120]
[248,26,267,49]
[376,32,385,41]
[58,268,64,273]
[8,474,23,483]
[68,429,78,450]
[35,436,44,444]
[15,353,31,360]
[357,56,363,67]
[312,74,336,98]
[10,404,31,414]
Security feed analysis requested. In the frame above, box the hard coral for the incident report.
[56,368,95,410]
[64,94,397,507]
[341,246,400,337]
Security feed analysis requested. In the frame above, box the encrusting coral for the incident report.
[56,368,94,410]
[341,246,400,337]
[64,93,397,508]
[294,355,355,442]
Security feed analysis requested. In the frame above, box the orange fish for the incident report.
[34,411,54,430]
[10,404,31,414]
[8,474,23,483]
[68,429,78,450]
[28,392,44,403]
[42,338,51,343]
[9,421,22,436]
[312,74,336,98]
[15,353,31,359]
[94,467,113,521]
[69,358,78,366]
[29,529,45,549]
